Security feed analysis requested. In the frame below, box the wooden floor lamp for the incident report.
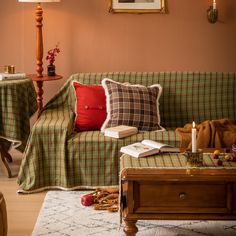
[18,0,62,117]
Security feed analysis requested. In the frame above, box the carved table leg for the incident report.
[123,219,138,236]
[36,80,44,118]
[0,142,12,178]
[2,149,12,163]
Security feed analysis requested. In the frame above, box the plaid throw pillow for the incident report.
[101,78,163,132]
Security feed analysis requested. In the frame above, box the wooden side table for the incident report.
[28,74,63,117]
[0,139,12,178]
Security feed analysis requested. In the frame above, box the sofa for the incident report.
[17,72,236,193]
[0,192,7,236]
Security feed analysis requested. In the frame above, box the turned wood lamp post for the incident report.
[18,0,62,117]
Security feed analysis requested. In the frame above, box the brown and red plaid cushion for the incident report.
[101,78,163,131]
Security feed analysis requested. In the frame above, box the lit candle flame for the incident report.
[192,121,197,152]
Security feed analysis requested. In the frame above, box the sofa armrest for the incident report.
[34,108,75,136]
[18,108,75,192]
[0,192,7,236]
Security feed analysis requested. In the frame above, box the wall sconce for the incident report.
[207,0,218,23]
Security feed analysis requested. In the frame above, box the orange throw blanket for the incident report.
[176,118,236,149]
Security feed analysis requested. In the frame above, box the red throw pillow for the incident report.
[73,82,107,131]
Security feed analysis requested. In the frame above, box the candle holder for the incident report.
[184,149,203,167]
[4,65,15,74]
[207,6,218,24]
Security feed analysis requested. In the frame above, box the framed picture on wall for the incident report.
[109,0,165,13]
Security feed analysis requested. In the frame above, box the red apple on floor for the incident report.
[81,194,94,206]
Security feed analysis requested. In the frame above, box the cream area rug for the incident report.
[32,191,236,236]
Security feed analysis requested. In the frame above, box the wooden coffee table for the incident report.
[120,151,236,236]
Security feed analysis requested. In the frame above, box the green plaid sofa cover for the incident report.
[17,72,236,192]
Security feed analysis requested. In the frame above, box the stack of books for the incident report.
[104,125,138,138]
[0,73,26,81]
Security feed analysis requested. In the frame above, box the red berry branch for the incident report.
[46,44,60,65]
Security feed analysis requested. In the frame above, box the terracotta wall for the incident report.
[1,0,236,105]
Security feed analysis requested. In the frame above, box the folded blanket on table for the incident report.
[176,118,236,149]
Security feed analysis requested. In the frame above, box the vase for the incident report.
[47,64,56,76]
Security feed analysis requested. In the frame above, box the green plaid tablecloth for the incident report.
[120,153,236,169]
[0,78,37,152]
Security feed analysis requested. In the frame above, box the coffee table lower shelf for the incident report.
[120,153,236,236]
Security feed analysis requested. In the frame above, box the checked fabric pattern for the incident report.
[101,79,162,131]
[0,78,37,152]
[17,72,236,192]
[120,153,236,169]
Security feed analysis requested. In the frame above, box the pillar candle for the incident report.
[192,121,197,153]
[213,0,216,10]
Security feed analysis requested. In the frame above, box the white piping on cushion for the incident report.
[101,78,165,132]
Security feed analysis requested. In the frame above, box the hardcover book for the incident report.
[120,139,180,158]
[0,73,26,81]
[104,125,138,138]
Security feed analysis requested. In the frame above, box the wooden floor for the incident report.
[0,149,46,236]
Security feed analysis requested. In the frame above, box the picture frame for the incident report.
[109,0,165,13]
